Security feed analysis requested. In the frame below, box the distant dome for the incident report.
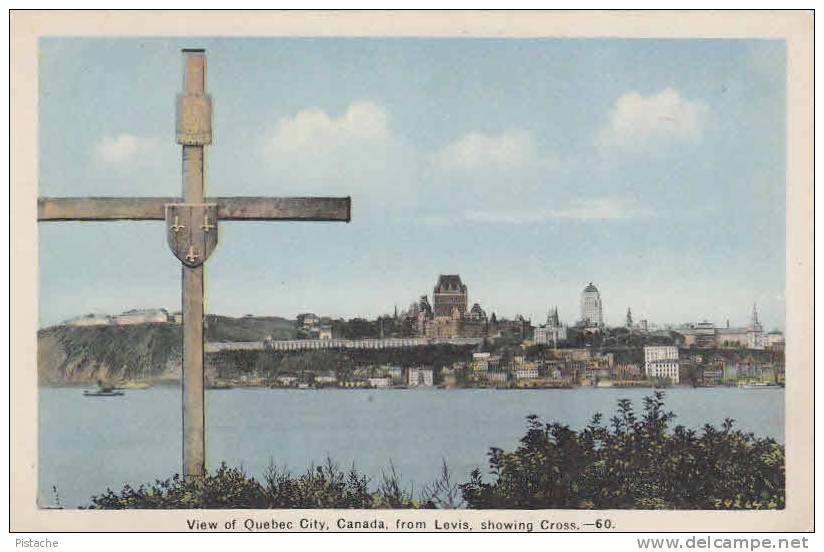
[583,282,599,293]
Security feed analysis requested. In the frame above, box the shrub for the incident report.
[87,459,422,509]
[460,392,784,509]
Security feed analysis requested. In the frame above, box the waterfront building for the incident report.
[315,372,338,386]
[586,365,612,381]
[471,352,501,373]
[720,363,735,383]
[514,365,540,380]
[644,345,680,383]
[614,363,642,380]
[579,283,604,328]
[440,364,466,387]
[701,368,723,386]
[471,352,490,372]
[407,366,434,387]
[385,365,404,384]
[733,359,778,384]
[276,375,298,387]
[367,377,392,389]
[484,370,509,385]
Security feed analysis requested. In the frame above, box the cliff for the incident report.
[38,323,182,385]
[38,315,295,385]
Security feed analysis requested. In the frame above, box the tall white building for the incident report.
[644,346,680,383]
[579,283,604,328]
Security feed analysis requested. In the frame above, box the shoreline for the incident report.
[39,381,785,391]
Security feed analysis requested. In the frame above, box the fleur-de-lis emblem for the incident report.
[171,216,186,233]
[185,245,199,264]
[166,203,217,268]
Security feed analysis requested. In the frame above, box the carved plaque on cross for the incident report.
[176,94,213,145]
[165,203,218,268]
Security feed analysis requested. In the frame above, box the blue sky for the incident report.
[38,38,786,330]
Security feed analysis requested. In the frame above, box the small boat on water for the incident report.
[83,380,125,397]
[83,387,124,397]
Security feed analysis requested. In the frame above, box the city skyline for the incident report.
[39,38,786,330]
[52,277,779,334]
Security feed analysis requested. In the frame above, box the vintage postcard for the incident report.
[9,10,813,534]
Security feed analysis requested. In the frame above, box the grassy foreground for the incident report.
[86,392,784,510]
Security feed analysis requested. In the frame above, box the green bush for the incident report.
[460,392,784,509]
[87,459,425,509]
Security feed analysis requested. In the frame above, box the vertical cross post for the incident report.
[180,49,208,478]
[38,48,351,481]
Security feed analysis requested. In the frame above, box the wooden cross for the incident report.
[37,49,351,478]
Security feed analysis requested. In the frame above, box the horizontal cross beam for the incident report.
[37,196,351,222]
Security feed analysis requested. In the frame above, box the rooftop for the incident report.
[435,274,465,291]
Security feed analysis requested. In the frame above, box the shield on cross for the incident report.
[165,203,219,268]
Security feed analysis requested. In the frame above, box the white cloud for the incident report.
[260,102,396,182]
[464,198,654,224]
[265,102,389,153]
[597,88,709,152]
[93,133,163,166]
[435,129,535,171]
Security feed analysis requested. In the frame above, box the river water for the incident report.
[38,386,784,508]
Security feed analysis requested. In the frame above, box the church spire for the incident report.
[547,306,560,327]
